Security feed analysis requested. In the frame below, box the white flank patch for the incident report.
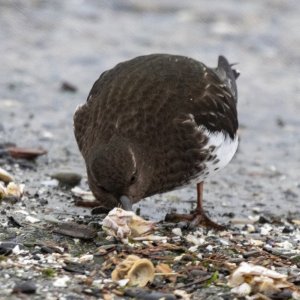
[188,126,238,185]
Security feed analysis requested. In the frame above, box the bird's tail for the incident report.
[216,55,240,101]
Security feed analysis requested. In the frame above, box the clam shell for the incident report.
[102,207,155,240]
[112,255,155,287]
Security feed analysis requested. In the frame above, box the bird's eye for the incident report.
[130,172,137,184]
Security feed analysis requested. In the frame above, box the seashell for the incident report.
[102,207,155,240]
[228,262,297,297]
[0,181,24,200]
[6,182,25,199]
[0,183,6,199]
[112,255,155,287]
[0,167,13,183]
[7,147,47,160]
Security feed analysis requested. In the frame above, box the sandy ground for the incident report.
[0,1,300,298]
[1,0,299,221]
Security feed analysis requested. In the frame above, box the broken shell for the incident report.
[228,262,297,297]
[0,183,6,199]
[6,182,25,199]
[0,182,24,200]
[0,167,13,183]
[102,208,155,240]
[7,147,47,160]
[112,255,155,287]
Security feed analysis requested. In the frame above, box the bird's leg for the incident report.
[165,182,226,230]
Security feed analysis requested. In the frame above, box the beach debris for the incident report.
[0,167,13,183]
[53,222,97,240]
[112,255,155,287]
[0,181,25,200]
[102,207,155,240]
[53,275,70,287]
[6,146,47,160]
[12,281,37,294]
[228,262,300,298]
[72,186,96,202]
[51,171,82,187]
[124,288,177,300]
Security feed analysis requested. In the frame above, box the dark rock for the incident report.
[0,242,22,255]
[53,222,97,240]
[63,261,90,274]
[41,245,63,254]
[282,226,294,233]
[60,81,78,93]
[12,281,37,294]
[243,250,261,258]
[91,206,110,215]
[258,215,271,224]
[124,288,176,300]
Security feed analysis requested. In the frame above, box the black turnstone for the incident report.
[74,54,239,229]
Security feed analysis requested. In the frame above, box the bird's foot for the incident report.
[165,210,226,230]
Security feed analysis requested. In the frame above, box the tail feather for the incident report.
[216,55,240,101]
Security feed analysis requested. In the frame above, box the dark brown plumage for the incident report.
[74,54,239,228]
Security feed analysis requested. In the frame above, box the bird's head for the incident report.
[86,135,151,211]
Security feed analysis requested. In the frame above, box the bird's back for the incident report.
[74,54,238,195]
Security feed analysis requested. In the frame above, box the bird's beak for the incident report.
[120,195,133,211]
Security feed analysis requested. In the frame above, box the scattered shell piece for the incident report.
[111,255,155,287]
[172,227,182,236]
[0,167,13,183]
[25,216,40,224]
[71,186,96,202]
[155,263,177,282]
[0,182,25,200]
[228,262,297,297]
[174,290,191,300]
[6,182,25,198]
[102,207,155,240]
[7,147,47,160]
[53,275,70,287]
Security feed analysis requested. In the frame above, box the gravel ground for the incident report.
[0,0,299,299]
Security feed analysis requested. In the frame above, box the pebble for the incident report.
[124,288,176,300]
[51,171,82,187]
[0,242,22,256]
[12,281,36,294]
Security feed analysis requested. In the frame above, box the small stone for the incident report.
[282,226,294,233]
[12,281,36,294]
[51,171,82,187]
[0,242,22,256]
[60,81,78,93]
[258,215,271,224]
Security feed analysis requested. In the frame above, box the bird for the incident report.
[74,53,239,229]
